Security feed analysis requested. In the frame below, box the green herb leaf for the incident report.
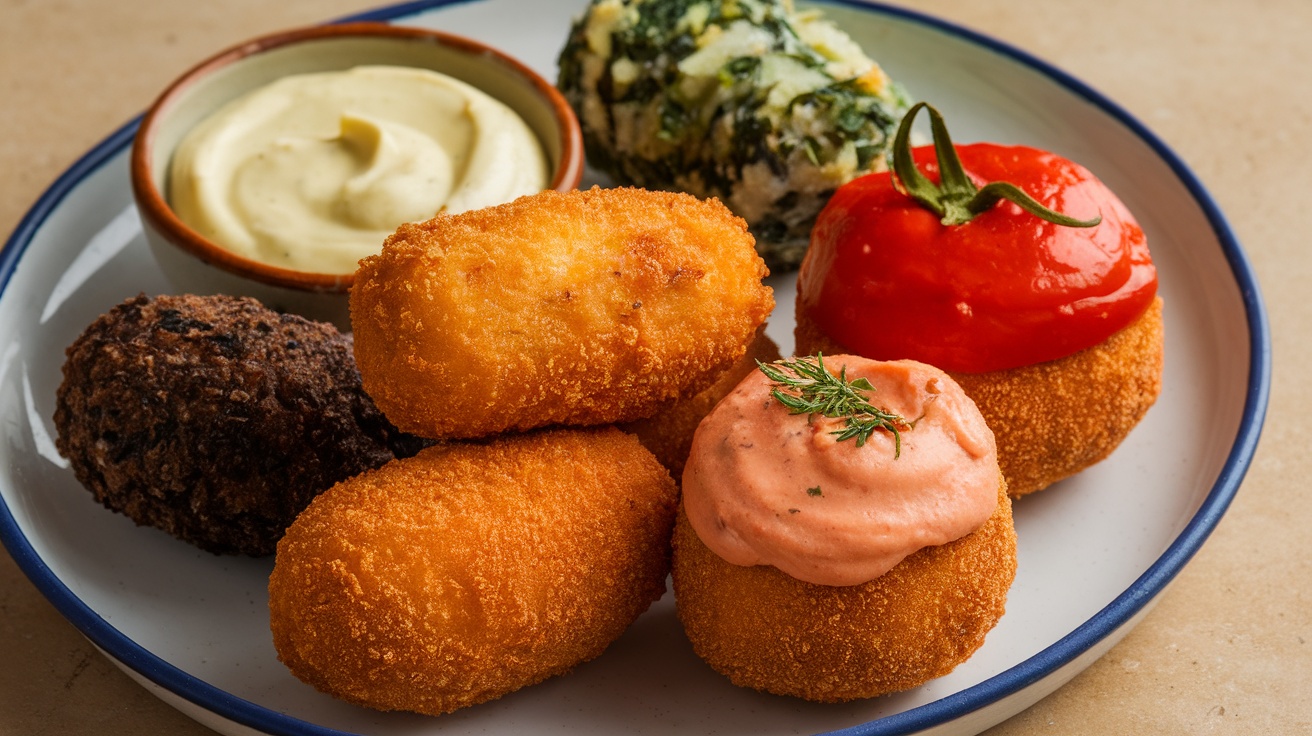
[758,354,910,458]
[719,56,761,86]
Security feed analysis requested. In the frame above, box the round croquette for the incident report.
[671,481,1016,701]
[54,293,426,556]
[796,296,1165,496]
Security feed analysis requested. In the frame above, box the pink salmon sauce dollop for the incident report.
[681,356,1001,587]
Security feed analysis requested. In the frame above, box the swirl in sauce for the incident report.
[169,65,548,275]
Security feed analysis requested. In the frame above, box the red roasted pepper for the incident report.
[797,102,1157,374]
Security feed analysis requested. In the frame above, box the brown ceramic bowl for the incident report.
[131,21,584,327]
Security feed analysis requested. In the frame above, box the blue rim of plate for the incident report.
[0,2,1272,735]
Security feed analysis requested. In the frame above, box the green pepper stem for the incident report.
[889,102,1102,228]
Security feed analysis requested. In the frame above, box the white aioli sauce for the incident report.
[169,65,549,275]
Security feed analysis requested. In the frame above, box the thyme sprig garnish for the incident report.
[757,354,910,458]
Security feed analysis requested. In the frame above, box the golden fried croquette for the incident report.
[671,481,1016,702]
[619,327,781,477]
[796,296,1164,496]
[268,427,678,715]
[351,186,774,440]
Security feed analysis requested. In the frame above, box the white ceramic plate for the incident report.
[0,1,1270,735]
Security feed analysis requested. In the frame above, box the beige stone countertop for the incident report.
[0,0,1305,734]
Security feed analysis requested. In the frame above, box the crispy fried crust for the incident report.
[796,296,1164,496]
[671,480,1016,701]
[53,293,421,556]
[268,427,678,715]
[350,187,774,440]
[619,327,781,478]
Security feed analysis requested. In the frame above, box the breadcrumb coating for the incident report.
[619,327,781,477]
[671,480,1015,701]
[350,186,774,440]
[797,296,1164,496]
[269,427,678,715]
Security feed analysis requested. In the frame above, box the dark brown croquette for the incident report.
[54,293,427,556]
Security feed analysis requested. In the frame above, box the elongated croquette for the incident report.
[350,186,774,440]
[269,427,678,715]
